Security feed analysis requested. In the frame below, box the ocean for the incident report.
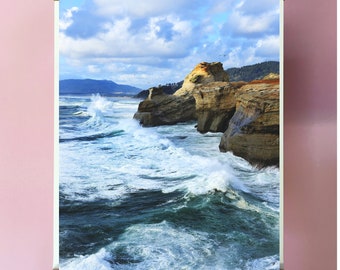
[59,94,280,270]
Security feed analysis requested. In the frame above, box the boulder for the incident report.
[219,79,280,167]
[133,87,196,126]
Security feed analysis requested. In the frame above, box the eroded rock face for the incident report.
[174,62,229,98]
[134,62,229,127]
[219,79,280,167]
[193,82,238,133]
[133,62,280,168]
[133,87,196,126]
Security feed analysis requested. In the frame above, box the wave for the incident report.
[59,95,280,269]
[60,221,279,270]
[60,221,217,270]
[60,94,132,143]
[60,249,112,270]
[60,114,278,209]
[59,130,124,143]
[87,94,115,116]
[245,255,280,270]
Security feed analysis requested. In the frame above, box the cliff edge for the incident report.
[134,62,280,167]
[219,79,280,167]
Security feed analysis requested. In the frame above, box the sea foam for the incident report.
[59,95,280,269]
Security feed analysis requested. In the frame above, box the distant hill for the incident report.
[135,81,183,99]
[59,79,141,96]
[226,61,279,82]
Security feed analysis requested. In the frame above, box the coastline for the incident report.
[134,62,280,168]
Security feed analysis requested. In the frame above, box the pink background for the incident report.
[284,0,337,269]
[0,0,336,269]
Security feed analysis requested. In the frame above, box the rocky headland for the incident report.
[219,79,280,167]
[133,62,280,168]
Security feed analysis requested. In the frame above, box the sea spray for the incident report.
[59,95,280,269]
[87,94,114,117]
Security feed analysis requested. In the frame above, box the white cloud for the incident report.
[223,0,279,38]
[207,0,238,14]
[222,47,242,68]
[254,35,280,58]
[92,0,191,17]
[59,7,79,30]
[60,15,194,60]
[87,65,100,73]
[237,0,280,15]
[229,11,277,36]
[59,0,281,88]
[221,35,280,68]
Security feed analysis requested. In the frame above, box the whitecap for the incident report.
[60,249,112,270]
[245,255,280,270]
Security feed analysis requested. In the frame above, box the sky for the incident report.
[59,0,281,89]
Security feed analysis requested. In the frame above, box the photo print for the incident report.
[57,0,282,269]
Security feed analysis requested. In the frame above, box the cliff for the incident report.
[174,62,229,98]
[134,62,229,127]
[133,87,196,126]
[134,62,280,167]
[193,82,240,133]
[219,79,280,167]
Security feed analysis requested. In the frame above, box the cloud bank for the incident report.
[59,0,280,88]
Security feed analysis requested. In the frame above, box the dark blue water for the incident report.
[59,94,280,269]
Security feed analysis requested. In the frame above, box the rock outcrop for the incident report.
[174,62,229,98]
[193,82,240,133]
[219,78,280,167]
[262,73,279,80]
[133,61,280,168]
[133,87,196,126]
[134,62,230,127]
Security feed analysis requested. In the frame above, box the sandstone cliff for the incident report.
[134,62,229,127]
[193,82,240,133]
[133,87,196,126]
[133,62,280,167]
[175,62,234,133]
[219,79,280,167]
[174,62,229,98]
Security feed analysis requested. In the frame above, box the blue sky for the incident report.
[59,0,280,89]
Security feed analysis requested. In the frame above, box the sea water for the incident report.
[59,94,280,270]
